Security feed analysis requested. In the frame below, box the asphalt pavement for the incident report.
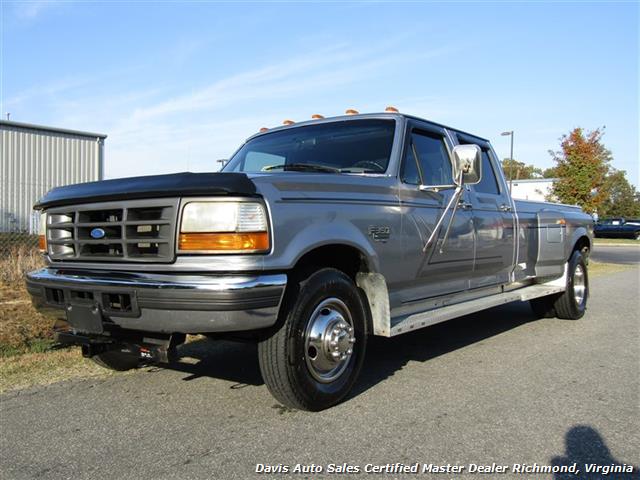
[1,267,639,480]
[591,244,640,265]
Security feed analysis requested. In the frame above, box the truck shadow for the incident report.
[165,301,538,394]
[350,301,536,398]
[170,338,263,386]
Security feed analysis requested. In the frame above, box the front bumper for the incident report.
[26,268,287,334]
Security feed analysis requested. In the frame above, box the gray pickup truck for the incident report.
[26,112,593,411]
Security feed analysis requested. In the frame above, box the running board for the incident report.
[389,282,565,337]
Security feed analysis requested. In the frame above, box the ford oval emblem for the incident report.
[90,228,106,239]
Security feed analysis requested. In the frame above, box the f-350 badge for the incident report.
[368,225,391,242]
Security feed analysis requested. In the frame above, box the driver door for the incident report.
[398,124,475,303]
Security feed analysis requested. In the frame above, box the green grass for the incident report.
[588,261,633,277]
[0,338,56,358]
[594,237,639,245]
[0,348,124,394]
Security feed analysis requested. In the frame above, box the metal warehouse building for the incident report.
[0,120,106,234]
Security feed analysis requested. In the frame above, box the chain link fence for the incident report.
[0,232,39,256]
[0,213,43,285]
[1,210,41,257]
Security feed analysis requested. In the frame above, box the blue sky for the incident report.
[2,1,638,185]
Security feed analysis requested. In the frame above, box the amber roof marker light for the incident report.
[311,114,325,119]
[282,119,295,125]
[345,109,359,115]
[385,106,399,113]
[259,127,269,133]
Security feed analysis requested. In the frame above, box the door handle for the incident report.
[499,204,512,212]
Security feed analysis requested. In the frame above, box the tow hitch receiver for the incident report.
[54,326,185,364]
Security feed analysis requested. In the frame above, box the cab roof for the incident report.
[246,112,490,144]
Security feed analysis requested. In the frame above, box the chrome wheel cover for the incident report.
[304,298,356,383]
[573,264,586,305]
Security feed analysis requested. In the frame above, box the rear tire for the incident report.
[553,250,589,320]
[91,346,140,371]
[258,268,368,411]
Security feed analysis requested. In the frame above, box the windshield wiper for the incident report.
[262,163,340,173]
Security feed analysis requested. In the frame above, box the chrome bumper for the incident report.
[26,268,287,334]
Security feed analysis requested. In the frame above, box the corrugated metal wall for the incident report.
[0,122,105,233]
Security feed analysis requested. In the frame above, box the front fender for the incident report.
[268,219,381,273]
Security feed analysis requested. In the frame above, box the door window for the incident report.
[475,150,500,195]
[456,135,501,195]
[401,131,452,185]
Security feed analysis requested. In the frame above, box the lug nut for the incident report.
[349,337,356,344]
[331,351,340,359]
[330,340,338,347]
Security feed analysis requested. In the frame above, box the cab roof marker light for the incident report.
[283,119,295,125]
[259,127,269,132]
[385,106,399,113]
[311,114,324,119]
[345,109,359,115]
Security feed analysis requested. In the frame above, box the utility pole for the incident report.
[501,130,515,194]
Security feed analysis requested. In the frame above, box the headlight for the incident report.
[178,201,270,253]
[38,212,47,253]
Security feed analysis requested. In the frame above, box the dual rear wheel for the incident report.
[530,250,589,320]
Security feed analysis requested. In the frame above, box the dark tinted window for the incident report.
[411,132,452,185]
[401,143,420,185]
[225,120,395,173]
[475,150,500,195]
[456,134,501,195]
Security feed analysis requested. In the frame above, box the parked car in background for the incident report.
[594,218,640,240]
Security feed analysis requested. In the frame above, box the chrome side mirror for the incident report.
[452,144,482,185]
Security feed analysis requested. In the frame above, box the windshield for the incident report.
[224,119,395,174]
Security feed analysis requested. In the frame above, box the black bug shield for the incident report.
[34,172,258,209]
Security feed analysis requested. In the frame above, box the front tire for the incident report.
[553,250,589,320]
[258,268,368,411]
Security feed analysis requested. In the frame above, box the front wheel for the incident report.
[553,250,589,320]
[258,268,368,411]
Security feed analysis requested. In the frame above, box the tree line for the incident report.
[501,127,639,218]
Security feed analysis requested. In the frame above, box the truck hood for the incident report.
[35,172,257,209]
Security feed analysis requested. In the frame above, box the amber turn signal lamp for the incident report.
[178,232,269,252]
[38,235,47,253]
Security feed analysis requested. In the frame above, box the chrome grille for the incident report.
[46,198,179,263]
